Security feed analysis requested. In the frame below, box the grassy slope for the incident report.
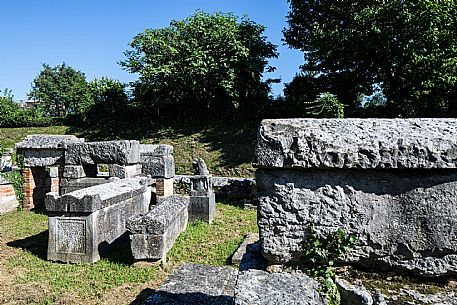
[0,121,257,177]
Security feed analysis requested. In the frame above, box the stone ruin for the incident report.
[14,134,219,264]
[254,118,457,277]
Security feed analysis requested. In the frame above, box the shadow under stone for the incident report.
[7,230,48,260]
[98,232,134,265]
[140,291,235,305]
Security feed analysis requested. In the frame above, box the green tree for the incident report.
[29,63,92,118]
[284,0,457,117]
[121,11,278,119]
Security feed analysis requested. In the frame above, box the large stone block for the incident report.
[255,118,457,277]
[254,118,457,169]
[46,178,150,263]
[127,195,189,261]
[141,155,175,178]
[140,144,173,158]
[65,140,140,165]
[15,135,83,167]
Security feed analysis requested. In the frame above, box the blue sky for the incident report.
[0,0,303,101]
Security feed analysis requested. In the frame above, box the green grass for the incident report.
[0,203,257,304]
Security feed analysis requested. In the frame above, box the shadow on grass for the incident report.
[129,288,155,305]
[7,230,48,260]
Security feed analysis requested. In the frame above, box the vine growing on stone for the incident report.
[302,223,357,305]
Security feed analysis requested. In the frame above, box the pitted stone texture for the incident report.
[108,164,142,178]
[15,135,83,167]
[235,270,325,305]
[60,177,109,194]
[65,140,140,165]
[46,177,148,212]
[63,165,86,179]
[336,278,373,305]
[141,155,175,178]
[257,169,457,276]
[127,195,189,261]
[254,118,457,169]
[143,263,236,305]
[47,177,150,263]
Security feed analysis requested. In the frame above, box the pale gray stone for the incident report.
[60,177,109,194]
[47,166,59,178]
[46,177,150,263]
[193,158,209,175]
[335,278,373,305]
[108,164,142,178]
[190,176,212,196]
[0,195,18,214]
[232,233,265,271]
[254,118,457,169]
[235,270,325,305]
[16,135,83,167]
[65,140,140,165]
[257,168,457,276]
[143,263,236,305]
[139,144,173,158]
[127,195,189,261]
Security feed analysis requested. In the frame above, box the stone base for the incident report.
[0,194,18,214]
[189,193,216,224]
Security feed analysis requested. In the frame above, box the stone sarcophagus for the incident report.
[46,177,150,263]
[254,118,457,276]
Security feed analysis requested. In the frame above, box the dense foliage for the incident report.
[121,11,278,119]
[284,0,457,117]
[0,89,51,127]
[29,63,92,118]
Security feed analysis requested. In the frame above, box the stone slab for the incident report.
[140,144,173,157]
[47,178,148,213]
[60,177,110,195]
[234,270,324,305]
[254,118,457,169]
[63,165,86,179]
[231,233,266,271]
[127,195,189,261]
[257,168,457,276]
[0,195,18,214]
[108,164,142,178]
[65,140,140,165]
[141,155,175,178]
[142,263,236,305]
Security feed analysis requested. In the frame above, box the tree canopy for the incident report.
[284,0,457,117]
[121,11,278,119]
[29,63,91,118]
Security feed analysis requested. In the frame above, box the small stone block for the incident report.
[141,155,175,178]
[63,165,86,179]
[108,164,141,178]
[189,192,216,224]
[47,166,59,178]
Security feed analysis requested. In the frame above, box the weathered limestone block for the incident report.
[65,140,140,165]
[254,118,457,169]
[46,178,150,263]
[190,175,212,196]
[127,195,189,261]
[235,270,324,305]
[63,165,86,179]
[140,144,174,178]
[255,118,457,277]
[15,135,83,167]
[108,164,142,178]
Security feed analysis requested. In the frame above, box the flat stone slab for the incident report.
[235,270,325,305]
[140,144,173,157]
[46,177,148,212]
[143,263,236,305]
[231,233,265,271]
[254,118,457,169]
[65,140,140,165]
[15,134,83,149]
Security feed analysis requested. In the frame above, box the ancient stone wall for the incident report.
[254,118,457,276]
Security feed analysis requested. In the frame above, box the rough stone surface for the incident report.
[235,270,325,305]
[65,140,140,165]
[189,193,215,224]
[60,177,110,194]
[143,263,236,305]
[336,278,373,305]
[108,164,142,178]
[254,118,457,169]
[63,165,86,179]
[16,135,84,167]
[141,155,175,178]
[46,177,150,263]
[47,178,148,213]
[257,168,457,276]
[190,175,212,197]
[127,195,189,261]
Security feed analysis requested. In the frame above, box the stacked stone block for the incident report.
[46,177,150,263]
[15,135,84,210]
[140,144,175,197]
[0,175,18,213]
[127,195,189,262]
[254,118,457,276]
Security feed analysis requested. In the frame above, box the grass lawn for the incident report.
[0,202,257,305]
